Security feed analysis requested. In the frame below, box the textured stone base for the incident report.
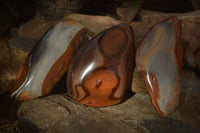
[18,69,200,133]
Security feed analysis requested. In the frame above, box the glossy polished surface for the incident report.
[67,24,135,107]
[136,17,183,116]
[11,20,88,101]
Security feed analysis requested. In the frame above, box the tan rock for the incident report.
[8,37,38,54]
[18,94,149,133]
[179,69,200,130]
[0,40,12,94]
[17,83,199,133]
[19,19,59,39]
[131,69,148,94]
[139,9,200,25]
[130,22,151,48]
[0,40,18,94]
[0,39,10,65]
[35,0,87,19]
[63,14,120,35]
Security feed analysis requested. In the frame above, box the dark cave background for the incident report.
[0,0,194,37]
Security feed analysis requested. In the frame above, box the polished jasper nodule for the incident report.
[136,17,183,116]
[67,24,135,107]
[11,20,88,101]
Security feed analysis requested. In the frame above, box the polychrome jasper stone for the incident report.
[11,20,88,101]
[136,17,183,116]
[67,24,135,107]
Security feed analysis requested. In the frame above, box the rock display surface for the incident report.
[18,69,199,133]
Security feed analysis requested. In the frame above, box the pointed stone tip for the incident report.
[18,91,35,101]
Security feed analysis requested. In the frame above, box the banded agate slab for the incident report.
[11,20,88,101]
[136,17,183,116]
[67,24,135,107]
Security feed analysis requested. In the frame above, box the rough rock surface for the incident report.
[9,19,59,53]
[18,19,59,39]
[131,69,147,94]
[130,22,150,48]
[35,0,88,19]
[63,14,120,35]
[0,39,14,94]
[17,68,200,133]
[179,69,200,130]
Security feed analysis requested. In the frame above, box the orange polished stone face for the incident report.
[81,70,119,107]
[67,24,135,107]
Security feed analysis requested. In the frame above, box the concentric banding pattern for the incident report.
[136,17,182,116]
[11,21,86,100]
[67,24,135,107]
